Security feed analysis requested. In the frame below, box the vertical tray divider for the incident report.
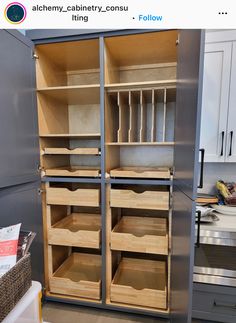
[162,88,167,142]
[139,90,147,142]
[151,88,156,142]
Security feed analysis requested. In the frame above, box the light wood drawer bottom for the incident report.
[49,253,101,300]
[111,258,167,309]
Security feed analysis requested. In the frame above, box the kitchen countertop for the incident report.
[200,213,236,233]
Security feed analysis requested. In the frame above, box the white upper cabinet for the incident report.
[200,41,232,162]
[226,41,236,162]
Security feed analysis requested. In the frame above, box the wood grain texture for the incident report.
[111,216,168,255]
[48,213,101,249]
[37,85,100,105]
[45,166,100,177]
[49,253,101,300]
[110,189,169,210]
[46,187,100,207]
[111,257,167,309]
[36,39,99,73]
[43,147,100,155]
[110,167,171,179]
[105,31,177,67]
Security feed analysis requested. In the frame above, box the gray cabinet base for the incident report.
[193,283,236,323]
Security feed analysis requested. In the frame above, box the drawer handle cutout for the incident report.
[214,300,236,309]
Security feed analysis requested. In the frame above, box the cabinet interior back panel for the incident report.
[120,146,173,167]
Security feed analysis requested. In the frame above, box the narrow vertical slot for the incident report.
[151,89,156,142]
[117,92,129,143]
[128,91,138,142]
[139,90,147,142]
[162,88,167,142]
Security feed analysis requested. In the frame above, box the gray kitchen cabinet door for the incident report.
[0,30,40,188]
[0,181,44,284]
[171,30,205,323]
[174,30,205,200]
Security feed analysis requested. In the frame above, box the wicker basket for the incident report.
[0,253,32,322]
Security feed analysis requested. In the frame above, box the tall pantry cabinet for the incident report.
[0,29,204,323]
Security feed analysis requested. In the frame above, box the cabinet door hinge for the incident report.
[176,34,180,46]
[38,188,45,195]
[32,52,39,59]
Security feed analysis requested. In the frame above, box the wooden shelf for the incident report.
[110,258,167,309]
[46,187,100,207]
[37,85,100,105]
[110,189,169,210]
[105,80,176,91]
[48,213,101,249]
[43,147,100,155]
[45,166,100,178]
[106,142,174,146]
[40,134,101,139]
[111,216,168,255]
[50,253,101,299]
[110,167,171,179]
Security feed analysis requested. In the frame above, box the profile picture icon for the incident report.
[5,2,27,24]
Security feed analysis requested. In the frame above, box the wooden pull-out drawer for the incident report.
[110,167,171,179]
[111,258,167,309]
[111,216,168,255]
[49,253,101,300]
[110,189,169,210]
[45,166,100,178]
[48,213,101,249]
[46,187,100,207]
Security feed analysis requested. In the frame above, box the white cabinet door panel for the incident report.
[226,41,236,162]
[200,42,232,162]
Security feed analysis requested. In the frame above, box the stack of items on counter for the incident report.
[196,180,236,223]
[0,224,35,321]
[196,194,219,223]
[216,180,236,205]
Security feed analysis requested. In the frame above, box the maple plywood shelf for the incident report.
[111,216,168,255]
[48,213,101,249]
[105,80,176,91]
[49,253,101,300]
[40,134,101,138]
[106,142,174,146]
[45,166,100,178]
[110,258,167,309]
[37,85,100,105]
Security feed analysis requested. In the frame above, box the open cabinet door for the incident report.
[0,30,40,188]
[171,30,205,322]
[0,30,43,284]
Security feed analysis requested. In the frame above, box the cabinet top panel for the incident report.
[105,30,178,67]
[36,38,100,71]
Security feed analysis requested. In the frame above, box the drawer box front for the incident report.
[193,287,236,321]
[50,277,101,300]
[45,168,100,177]
[48,228,101,249]
[111,232,168,255]
[46,188,100,206]
[110,190,169,210]
[110,284,167,309]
